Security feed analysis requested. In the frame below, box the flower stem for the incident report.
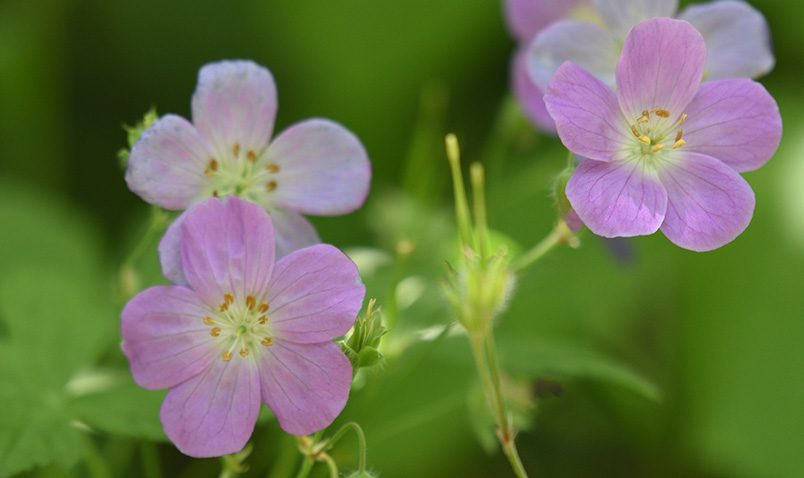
[511,222,573,273]
[118,206,168,300]
[294,457,315,478]
[323,422,367,472]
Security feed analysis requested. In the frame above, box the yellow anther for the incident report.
[258,315,268,325]
[630,125,641,138]
[246,295,256,310]
[266,163,280,173]
[239,347,249,357]
[675,129,683,142]
[210,327,221,337]
[638,135,651,145]
[232,143,241,157]
[261,337,274,346]
[219,302,229,312]
[672,139,686,149]
[266,180,277,192]
[678,113,688,125]
[258,302,269,313]
[223,351,233,361]
[246,150,257,162]
[205,159,218,176]
[203,316,215,325]
[650,143,665,153]
[654,109,670,118]
[224,293,234,305]
[638,110,650,123]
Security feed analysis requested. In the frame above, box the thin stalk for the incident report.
[511,224,567,272]
[322,455,339,478]
[294,457,314,478]
[324,422,367,472]
[470,163,490,261]
[445,134,473,249]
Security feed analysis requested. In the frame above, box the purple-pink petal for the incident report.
[679,0,774,80]
[259,341,352,435]
[121,286,217,389]
[658,152,755,251]
[544,62,628,162]
[616,18,706,121]
[267,209,322,258]
[125,115,212,210]
[191,60,277,156]
[512,50,556,134]
[682,79,782,173]
[160,357,261,457]
[267,244,364,343]
[179,197,275,306]
[566,158,668,237]
[159,210,188,285]
[504,0,587,43]
[261,119,371,216]
[594,0,679,38]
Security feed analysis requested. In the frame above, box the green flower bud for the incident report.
[343,299,387,370]
[357,346,382,368]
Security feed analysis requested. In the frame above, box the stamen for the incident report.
[203,316,215,325]
[261,337,274,346]
[258,302,269,313]
[638,135,651,145]
[266,180,277,192]
[678,113,688,125]
[650,144,664,153]
[675,129,683,142]
[232,143,241,158]
[239,347,249,357]
[638,110,650,123]
[654,109,670,118]
[258,315,268,325]
[672,139,686,149]
[223,351,233,361]
[630,125,641,138]
[219,302,229,312]
[205,159,219,176]
[246,295,256,310]
[246,150,257,162]
[224,293,234,305]
[266,163,280,173]
[210,327,221,337]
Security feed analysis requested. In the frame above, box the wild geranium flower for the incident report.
[544,18,781,251]
[126,60,370,258]
[527,0,775,91]
[121,197,365,457]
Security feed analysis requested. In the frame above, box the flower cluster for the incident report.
[121,61,370,457]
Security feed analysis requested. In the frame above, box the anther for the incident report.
[258,302,269,313]
[650,144,665,153]
[246,150,257,162]
[246,295,256,310]
[203,316,215,325]
[630,125,641,138]
[654,109,670,118]
[224,293,234,305]
[672,139,686,149]
[210,327,221,337]
[223,351,233,361]
[266,163,280,173]
[638,135,651,145]
[638,110,650,123]
[232,143,241,157]
[258,315,268,325]
[261,337,274,346]
[678,113,688,125]
[205,159,218,176]
[239,347,249,357]
[266,180,277,192]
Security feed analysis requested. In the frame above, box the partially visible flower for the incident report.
[528,0,775,92]
[121,197,365,457]
[504,0,591,132]
[126,60,371,258]
[544,18,781,251]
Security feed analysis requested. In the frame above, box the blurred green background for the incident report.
[1,0,803,477]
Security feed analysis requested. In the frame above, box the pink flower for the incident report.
[126,60,371,257]
[121,197,365,457]
[544,18,782,251]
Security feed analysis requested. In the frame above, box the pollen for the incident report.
[258,302,269,313]
[223,351,233,362]
[650,144,664,153]
[203,316,215,325]
[266,163,280,173]
[258,315,268,325]
[266,180,277,192]
[246,295,256,310]
[224,293,234,305]
[246,150,257,162]
[672,139,686,149]
[654,109,670,118]
[638,110,650,123]
[678,113,688,125]
[232,143,241,157]
[239,347,249,357]
[210,327,221,337]
[261,337,274,346]
[205,159,219,176]
[638,135,651,145]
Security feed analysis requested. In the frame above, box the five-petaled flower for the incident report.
[126,60,371,258]
[545,18,781,251]
[121,196,365,457]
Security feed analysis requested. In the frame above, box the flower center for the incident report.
[203,292,274,362]
[203,142,280,201]
[626,108,687,160]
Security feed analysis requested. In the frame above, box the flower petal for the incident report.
[566,158,668,237]
[266,244,364,343]
[267,209,321,258]
[180,197,275,305]
[527,20,619,90]
[125,115,212,210]
[121,286,217,389]
[616,18,706,121]
[159,211,189,285]
[512,50,556,133]
[679,0,774,80]
[260,119,371,216]
[659,152,755,251]
[191,60,278,156]
[160,357,260,457]
[544,62,628,162]
[593,0,678,38]
[259,341,352,435]
[682,79,781,172]
[504,0,586,43]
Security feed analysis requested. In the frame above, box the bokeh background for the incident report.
[1,1,803,477]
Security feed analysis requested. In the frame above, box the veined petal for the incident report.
[267,244,364,343]
[566,158,668,237]
[261,119,371,215]
[512,50,556,134]
[616,18,706,121]
[544,62,628,162]
[658,152,755,251]
[121,286,217,389]
[159,210,189,285]
[180,197,275,306]
[679,0,774,80]
[191,60,278,156]
[259,341,352,435]
[504,0,587,43]
[125,115,212,210]
[160,356,260,457]
[594,0,678,38]
[682,79,782,172]
[527,20,619,90]
[267,209,321,258]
